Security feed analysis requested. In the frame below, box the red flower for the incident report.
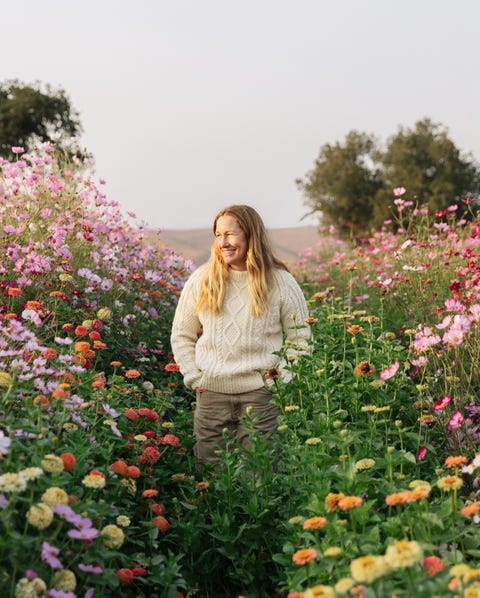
[74,325,88,337]
[152,516,170,532]
[423,555,447,576]
[143,489,159,499]
[165,363,181,373]
[138,447,161,466]
[138,408,159,422]
[116,568,134,585]
[158,434,180,447]
[131,567,147,577]
[110,460,129,476]
[125,408,139,422]
[434,395,452,411]
[151,502,165,516]
[60,453,77,472]
[126,465,141,479]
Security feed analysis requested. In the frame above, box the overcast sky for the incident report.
[4,0,480,230]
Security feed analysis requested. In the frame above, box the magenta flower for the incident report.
[416,446,427,461]
[434,395,452,411]
[379,360,400,381]
[41,541,63,570]
[448,410,464,431]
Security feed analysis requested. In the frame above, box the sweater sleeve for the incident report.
[170,268,204,390]
[276,271,311,381]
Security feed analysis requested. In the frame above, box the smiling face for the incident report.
[215,214,248,270]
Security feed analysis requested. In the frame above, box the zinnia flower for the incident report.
[325,492,345,512]
[445,455,468,468]
[384,539,423,569]
[303,516,327,530]
[350,555,389,583]
[423,555,447,576]
[304,585,335,598]
[40,454,65,473]
[337,496,363,510]
[292,548,318,565]
[100,524,125,549]
[27,503,54,529]
[353,361,376,377]
[437,475,463,492]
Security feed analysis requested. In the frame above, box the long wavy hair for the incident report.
[196,205,288,316]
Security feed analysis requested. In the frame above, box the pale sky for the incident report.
[4,0,480,230]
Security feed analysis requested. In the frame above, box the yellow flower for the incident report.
[355,459,375,471]
[26,503,54,529]
[324,546,342,557]
[305,437,321,445]
[0,371,13,387]
[0,472,27,494]
[97,307,112,321]
[100,524,125,549]
[409,479,432,493]
[384,539,423,569]
[288,516,304,525]
[325,492,345,512]
[304,585,335,598]
[19,467,43,481]
[350,554,389,583]
[334,577,355,594]
[285,405,300,412]
[82,473,106,489]
[437,475,463,492]
[51,569,77,592]
[116,515,131,527]
[41,486,69,507]
[465,581,480,598]
[15,577,47,596]
[40,454,65,473]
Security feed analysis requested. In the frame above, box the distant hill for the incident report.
[147,225,320,267]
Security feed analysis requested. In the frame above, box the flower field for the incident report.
[2,149,480,598]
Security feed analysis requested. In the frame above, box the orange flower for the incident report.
[110,460,129,476]
[52,388,69,400]
[292,548,318,565]
[93,341,106,350]
[461,502,480,517]
[337,496,363,510]
[74,325,88,337]
[325,492,346,512]
[126,465,141,479]
[7,287,22,296]
[62,323,74,332]
[302,516,327,530]
[60,453,77,472]
[347,325,364,335]
[125,369,141,379]
[92,373,107,388]
[75,341,91,354]
[124,408,139,422]
[445,455,468,468]
[353,361,376,377]
[165,363,181,373]
[33,394,50,408]
[143,489,159,499]
[89,331,101,341]
[41,348,57,360]
[110,361,122,367]
[385,491,413,506]
[152,516,170,532]
[423,555,447,577]
[195,482,210,491]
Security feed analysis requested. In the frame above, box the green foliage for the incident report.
[298,118,480,237]
[0,79,82,156]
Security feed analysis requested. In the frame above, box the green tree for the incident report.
[298,118,480,237]
[0,79,82,156]
[296,131,383,238]
[378,118,480,215]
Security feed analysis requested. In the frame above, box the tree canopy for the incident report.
[0,80,82,156]
[297,118,480,237]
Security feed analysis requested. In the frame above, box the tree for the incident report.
[378,118,480,215]
[296,131,383,237]
[0,79,82,156]
[298,118,480,237]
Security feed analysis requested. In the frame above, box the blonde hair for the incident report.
[196,205,288,316]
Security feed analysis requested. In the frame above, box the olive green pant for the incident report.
[193,387,281,465]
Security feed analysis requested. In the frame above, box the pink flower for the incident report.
[416,446,427,461]
[448,410,464,431]
[434,395,451,411]
[379,360,400,381]
[11,146,25,154]
[393,187,406,196]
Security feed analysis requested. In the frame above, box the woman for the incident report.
[170,204,310,465]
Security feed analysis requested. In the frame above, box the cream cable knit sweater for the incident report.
[170,264,310,394]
